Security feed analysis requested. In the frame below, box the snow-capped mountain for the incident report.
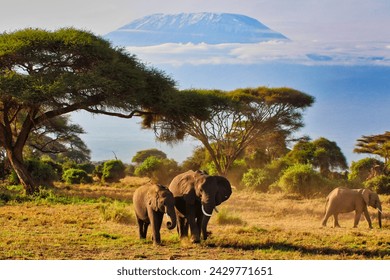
[105,12,288,46]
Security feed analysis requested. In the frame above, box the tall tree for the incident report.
[0,28,201,194]
[354,131,390,171]
[163,87,314,175]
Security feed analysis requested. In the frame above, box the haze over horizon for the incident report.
[1,1,389,165]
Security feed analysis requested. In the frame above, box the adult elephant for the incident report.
[321,187,382,229]
[168,170,232,243]
[133,184,177,245]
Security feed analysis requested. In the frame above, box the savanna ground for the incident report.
[0,177,389,260]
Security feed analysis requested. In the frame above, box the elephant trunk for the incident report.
[378,206,382,228]
[165,207,177,230]
[200,202,215,240]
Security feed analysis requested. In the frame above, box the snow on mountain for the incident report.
[105,12,288,46]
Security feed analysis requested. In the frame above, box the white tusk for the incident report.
[201,204,213,217]
[377,208,383,214]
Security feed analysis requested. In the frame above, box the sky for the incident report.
[1,0,390,164]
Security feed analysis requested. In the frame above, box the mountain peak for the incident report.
[105,12,288,46]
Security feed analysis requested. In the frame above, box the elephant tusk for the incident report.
[377,208,383,214]
[201,204,213,217]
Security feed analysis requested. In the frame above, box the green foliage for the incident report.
[276,164,329,197]
[364,175,390,194]
[62,168,92,184]
[354,132,390,171]
[241,168,271,192]
[102,160,126,183]
[164,87,314,176]
[132,149,167,164]
[134,156,180,185]
[286,137,348,177]
[349,157,384,183]
[0,27,185,193]
[9,158,57,185]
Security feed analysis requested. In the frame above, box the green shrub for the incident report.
[349,158,384,183]
[101,160,126,183]
[241,168,270,192]
[134,156,180,185]
[9,158,57,185]
[363,175,390,194]
[62,168,92,184]
[276,164,328,197]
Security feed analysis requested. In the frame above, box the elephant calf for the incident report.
[322,187,382,229]
[133,184,177,245]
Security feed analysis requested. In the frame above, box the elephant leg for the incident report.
[187,206,200,243]
[177,216,189,238]
[362,208,373,229]
[150,211,163,245]
[353,211,362,228]
[321,211,332,227]
[137,218,147,239]
[333,214,340,228]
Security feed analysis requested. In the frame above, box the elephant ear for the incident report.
[361,189,371,206]
[215,176,232,206]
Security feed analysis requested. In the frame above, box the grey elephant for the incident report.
[321,187,382,229]
[168,170,232,243]
[133,184,177,245]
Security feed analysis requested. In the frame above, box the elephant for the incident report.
[321,187,382,229]
[168,170,232,243]
[133,184,177,245]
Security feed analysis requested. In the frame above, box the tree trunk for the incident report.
[6,148,38,195]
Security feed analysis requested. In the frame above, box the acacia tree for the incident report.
[27,115,91,163]
[0,28,201,194]
[163,87,314,175]
[354,131,390,171]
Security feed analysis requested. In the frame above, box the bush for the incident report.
[276,164,329,197]
[62,168,92,184]
[349,158,384,183]
[9,158,57,185]
[134,156,181,184]
[364,175,390,194]
[101,160,126,183]
[241,168,270,192]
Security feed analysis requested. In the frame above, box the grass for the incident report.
[0,176,389,260]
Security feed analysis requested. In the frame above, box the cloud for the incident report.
[126,40,390,66]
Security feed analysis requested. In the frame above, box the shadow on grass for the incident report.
[206,240,390,259]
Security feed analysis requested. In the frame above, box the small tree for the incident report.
[287,137,348,177]
[354,131,390,172]
[132,149,167,164]
[62,168,92,184]
[134,156,180,185]
[102,160,126,183]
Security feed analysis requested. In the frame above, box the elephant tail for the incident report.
[323,196,329,216]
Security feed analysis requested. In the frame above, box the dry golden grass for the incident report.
[0,176,389,260]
